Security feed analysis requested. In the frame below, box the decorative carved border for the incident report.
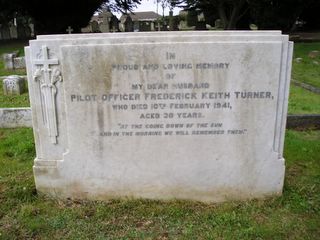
[33,45,62,144]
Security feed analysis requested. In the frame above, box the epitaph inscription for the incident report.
[67,48,275,140]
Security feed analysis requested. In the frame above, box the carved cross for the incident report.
[34,45,62,144]
[66,26,73,34]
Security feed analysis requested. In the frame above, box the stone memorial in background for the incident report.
[119,14,133,32]
[3,75,25,95]
[99,11,113,33]
[0,25,10,40]
[3,52,18,69]
[3,51,26,70]
[9,24,18,39]
[91,21,100,33]
[25,31,293,202]
[13,56,26,69]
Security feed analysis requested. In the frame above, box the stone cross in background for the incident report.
[66,26,73,34]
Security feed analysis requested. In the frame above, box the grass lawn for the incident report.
[292,42,320,88]
[0,40,27,76]
[0,128,319,239]
[0,81,30,108]
[288,84,320,114]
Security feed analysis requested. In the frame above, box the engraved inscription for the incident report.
[69,51,275,138]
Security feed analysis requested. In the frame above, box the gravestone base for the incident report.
[33,157,285,202]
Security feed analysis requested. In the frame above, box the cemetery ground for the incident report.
[0,128,319,239]
[0,40,319,238]
[0,40,27,76]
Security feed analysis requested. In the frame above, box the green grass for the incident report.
[0,81,30,108]
[0,128,319,239]
[292,42,320,89]
[288,84,320,114]
[0,40,27,76]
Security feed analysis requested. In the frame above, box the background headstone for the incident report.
[3,53,17,69]
[29,23,35,37]
[99,11,113,33]
[1,25,11,40]
[214,19,224,29]
[3,75,25,95]
[110,15,119,32]
[13,57,26,69]
[91,20,100,32]
[9,24,18,39]
[119,14,133,32]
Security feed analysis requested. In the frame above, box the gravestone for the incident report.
[215,19,224,29]
[3,75,25,95]
[25,31,293,202]
[1,25,10,40]
[66,26,73,34]
[119,14,133,32]
[3,51,25,70]
[29,23,35,37]
[91,20,100,33]
[3,52,18,69]
[99,11,113,33]
[110,15,119,32]
[9,24,18,39]
[13,57,26,69]
[17,24,27,39]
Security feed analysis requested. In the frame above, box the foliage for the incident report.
[299,0,320,30]
[179,0,249,29]
[0,128,319,238]
[249,0,312,31]
[0,0,141,34]
[97,0,141,14]
[178,0,319,30]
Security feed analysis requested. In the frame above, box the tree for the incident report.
[179,0,319,31]
[249,0,312,31]
[0,0,141,34]
[98,0,141,13]
[296,0,320,31]
[179,0,249,30]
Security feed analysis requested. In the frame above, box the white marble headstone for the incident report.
[25,31,293,202]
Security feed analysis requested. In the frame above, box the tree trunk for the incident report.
[218,2,228,29]
[227,0,246,30]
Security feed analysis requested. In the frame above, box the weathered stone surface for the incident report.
[308,50,320,58]
[2,75,25,95]
[3,51,25,70]
[3,53,17,69]
[25,32,293,202]
[13,56,26,69]
[0,108,32,128]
